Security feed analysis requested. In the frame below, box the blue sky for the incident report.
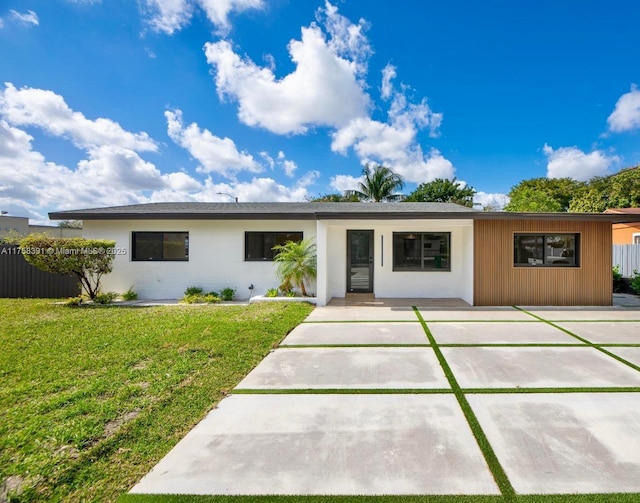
[1,0,639,222]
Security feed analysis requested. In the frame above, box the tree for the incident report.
[503,187,562,212]
[569,166,640,212]
[272,238,317,297]
[19,235,115,300]
[345,164,405,202]
[504,177,585,212]
[308,193,361,202]
[404,177,476,207]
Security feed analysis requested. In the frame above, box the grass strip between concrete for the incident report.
[412,307,515,499]
[232,388,454,394]
[515,307,640,373]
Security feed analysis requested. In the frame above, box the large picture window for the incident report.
[245,232,303,261]
[393,232,451,271]
[132,232,189,261]
[514,233,579,267]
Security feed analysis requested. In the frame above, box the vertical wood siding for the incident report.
[474,220,612,306]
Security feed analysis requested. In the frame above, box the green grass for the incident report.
[0,299,313,502]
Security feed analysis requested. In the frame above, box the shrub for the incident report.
[631,270,640,295]
[65,296,83,307]
[94,291,118,304]
[184,286,203,296]
[220,287,235,301]
[122,287,138,301]
[181,292,221,304]
[285,290,296,298]
[613,265,624,293]
[265,288,278,298]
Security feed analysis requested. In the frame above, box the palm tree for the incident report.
[272,238,317,297]
[345,164,405,202]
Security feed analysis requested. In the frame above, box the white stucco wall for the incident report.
[83,220,317,300]
[321,219,474,305]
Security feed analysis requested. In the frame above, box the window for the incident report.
[245,232,303,261]
[634,234,640,245]
[132,232,189,261]
[393,232,451,271]
[514,233,579,267]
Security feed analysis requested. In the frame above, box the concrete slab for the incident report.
[604,347,640,368]
[428,321,579,344]
[441,347,640,388]
[553,322,640,344]
[305,306,418,322]
[523,308,640,321]
[130,394,499,495]
[281,322,428,346]
[467,393,640,494]
[419,307,534,321]
[236,347,450,389]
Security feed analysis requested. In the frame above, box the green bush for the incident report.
[184,286,203,296]
[122,287,138,301]
[181,292,221,304]
[265,288,278,298]
[220,287,235,301]
[285,290,296,298]
[94,291,118,304]
[613,265,624,293]
[631,270,640,295]
[65,296,83,307]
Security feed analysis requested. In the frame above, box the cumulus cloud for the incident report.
[473,192,509,211]
[330,174,362,192]
[142,0,263,35]
[607,84,640,133]
[9,10,39,27]
[165,109,260,177]
[543,144,619,181]
[204,1,371,134]
[0,83,157,152]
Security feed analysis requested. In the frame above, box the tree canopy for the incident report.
[345,164,405,202]
[503,168,640,213]
[19,235,116,299]
[503,177,585,212]
[308,193,361,202]
[404,177,476,207]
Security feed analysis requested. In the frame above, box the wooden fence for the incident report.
[613,244,640,278]
[0,245,80,298]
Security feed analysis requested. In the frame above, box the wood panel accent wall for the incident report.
[474,220,612,306]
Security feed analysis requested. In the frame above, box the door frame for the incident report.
[346,229,374,293]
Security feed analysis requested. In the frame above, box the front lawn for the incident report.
[0,299,313,502]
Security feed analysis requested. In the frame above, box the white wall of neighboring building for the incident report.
[320,219,474,305]
[83,219,317,300]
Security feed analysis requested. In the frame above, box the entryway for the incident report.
[346,230,373,294]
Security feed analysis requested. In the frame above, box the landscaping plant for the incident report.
[631,269,640,295]
[272,238,317,297]
[19,235,115,300]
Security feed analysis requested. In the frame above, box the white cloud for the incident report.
[473,192,509,210]
[9,10,39,27]
[381,64,396,100]
[0,83,157,152]
[204,1,371,134]
[165,109,260,177]
[330,174,362,192]
[282,160,297,177]
[543,143,618,181]
[607,84,640,133]
[142,0,263,35]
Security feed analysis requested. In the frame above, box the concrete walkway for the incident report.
[130,303,640,497]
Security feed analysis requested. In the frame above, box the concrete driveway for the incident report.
[130,302,640,497]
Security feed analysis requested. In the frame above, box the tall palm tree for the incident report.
[346,164,405,202]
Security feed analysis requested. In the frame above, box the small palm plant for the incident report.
[272,238,317,297]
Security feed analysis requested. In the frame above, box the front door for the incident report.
[347,230,374,293]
